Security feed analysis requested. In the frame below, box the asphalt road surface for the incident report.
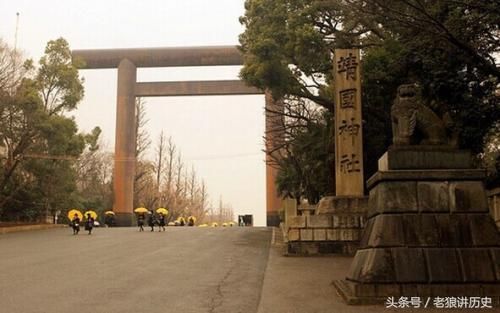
[0,227,271,313]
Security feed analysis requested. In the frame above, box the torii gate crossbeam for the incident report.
[72,46,282,226]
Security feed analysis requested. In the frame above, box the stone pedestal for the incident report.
[290,48,367,256]
[283,198,297,229]
[114,212,134,227]
[334,148,500,304]
[286,197,368,255]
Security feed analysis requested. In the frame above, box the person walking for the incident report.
[147,211,156,232]
[104,214,115,227]
[158,213,166,232]
[85,213,94,235]
[137,213,145,232]
[71,213,80,235]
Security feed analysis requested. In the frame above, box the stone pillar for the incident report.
[113,58,137,226]
[311,49,367,255]
[334,49,364,196]
[265,91,284,226]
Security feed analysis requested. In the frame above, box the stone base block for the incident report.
[288,216,306,228]
[332,216,363,228]
[287,229,300,241]
[287,241,358,256]
[368,179,489,217]
[358,213,499,249]
[307,215,332,228]
[378,147,472,171]
[114,212,134,227]
[347,246,500,284]
[300,229,313,241]
[287,242,319,255]
[367,169,486,190]
[316,196,368,215]
[313,229,327,241]
[326,228,362,241]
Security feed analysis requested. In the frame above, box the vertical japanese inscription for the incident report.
[334,49,364,196]
[337,53,359,80]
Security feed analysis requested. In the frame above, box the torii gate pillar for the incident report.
[265,92,284,226]
[114,59,137,226]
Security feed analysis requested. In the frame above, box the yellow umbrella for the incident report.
[67,209,83,220]
[176,217,186,223]
[84,210,98,219]
[156,208,168,215]
[229,222,235,227]
[222,222,228,227]
[105,211,115,215]
[211,222,218,227]
[134,207,148,214]
[198,224,208,227]
[188,216,197,222]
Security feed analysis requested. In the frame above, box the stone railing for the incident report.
[487,187,500,229]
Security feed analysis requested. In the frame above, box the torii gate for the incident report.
[72,46,282,226]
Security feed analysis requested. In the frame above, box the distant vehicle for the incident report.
[238,215,253,226]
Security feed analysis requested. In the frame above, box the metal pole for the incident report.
[14,12,19,52]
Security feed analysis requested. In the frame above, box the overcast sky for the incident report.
[0,0,267,226]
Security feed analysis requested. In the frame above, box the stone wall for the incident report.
[286,214,365,255]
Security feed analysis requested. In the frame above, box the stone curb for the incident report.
[0,224,66,234]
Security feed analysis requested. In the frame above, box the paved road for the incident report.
[3,227,487,313]
[0,227,271,313]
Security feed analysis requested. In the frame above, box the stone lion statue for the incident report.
[391,84,457,146]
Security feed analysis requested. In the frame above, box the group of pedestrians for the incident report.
[70,213,95,235]
[137,211,166,232]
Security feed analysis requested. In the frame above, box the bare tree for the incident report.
[0,39,29,93]
[198,180,209,219]
[75,137,114,211]
[189,166,196,204]
[165,136,176,195]
[265,95,325,167]
[205,195,234,224]
[133,97,153,208]
[174,152,184,198]
[135,97,151,159]
[150,130,168,208]
[127,129,213,223]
